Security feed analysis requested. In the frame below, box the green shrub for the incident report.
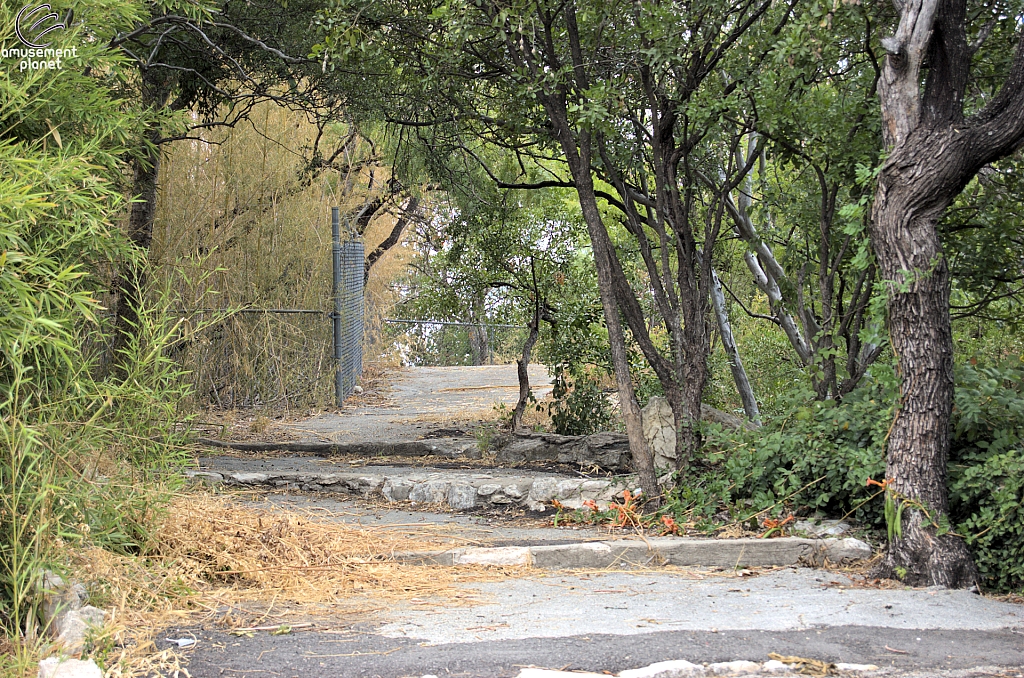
[695,357,1024,592]
[948,360,1024,591]
[547,365,614,436]
[701,364,894,526]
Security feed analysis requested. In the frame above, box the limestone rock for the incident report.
[528,477,561,503]
[515,670,608,678]
[230,472,268,484]
[477,483,502,496]
[382,478,414,502]
[453,547,531,566]
[496,431,631,471]
[447,483,477,510]
[578,432,631,469]
[707,661,762,675]
[38,572,86,637]
[824,537,872,562]
[408,479,452,504]
[503,483,526,499]
[55,606,106,651]
[761,660,794,673]
[641,396,676,470]
[795,518,851,537]
[38,657,103,678]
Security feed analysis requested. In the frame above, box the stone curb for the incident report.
[185,466,628,512]
[394,536,872,569]
[513,658,881,677]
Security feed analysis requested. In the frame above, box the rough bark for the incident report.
[501,9,660,502]
[870,0,1024,587]
[870,135,977,587]
[568,142,659,503]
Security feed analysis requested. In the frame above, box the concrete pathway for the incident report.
[285,364,553,443]
[169,565,1024,678]
[182,366,1024,678]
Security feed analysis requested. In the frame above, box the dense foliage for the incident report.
[0,0,192,646]
[692,358,1024,591]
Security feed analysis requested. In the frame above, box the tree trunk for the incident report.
[869,173,977,587]
[868,0,1024,587]
[710,268,760,424]
[511,311,539,431]
[554,126,659,503]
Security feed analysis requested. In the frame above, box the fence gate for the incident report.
[332,207,364,406]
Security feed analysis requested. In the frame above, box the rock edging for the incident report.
[394,537,872,569]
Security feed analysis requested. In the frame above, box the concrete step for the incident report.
[396,537,872,570]
[187,456,873,570]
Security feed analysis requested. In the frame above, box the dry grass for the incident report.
[64,492,525,676]
[153,102,412,413]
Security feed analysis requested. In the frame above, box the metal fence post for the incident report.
[332,207,344,407]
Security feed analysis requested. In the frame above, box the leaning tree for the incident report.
[870,0,1024,587]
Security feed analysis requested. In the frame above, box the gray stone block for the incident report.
[824,537,872,561]
[708,660,762,674]
[38,657,103,678]
[230,472,268,484]
[620,660,706,678]
[447,483,477,510]
[409,479,452,504]
[530,542,615,569]
[477,483,502,496]
[383,478,414,501]
[503,483,526,498]
[657,538,818,568]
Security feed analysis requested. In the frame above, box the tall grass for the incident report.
[152,104,412,411]
[0,2,196,669]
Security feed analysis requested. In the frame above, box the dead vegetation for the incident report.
[152,102,410,413]
[64,492,525,676]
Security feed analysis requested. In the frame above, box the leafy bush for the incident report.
[700,365,894,526]
[694,358,1024,592]
[948,360,1024,591]
[547,365,614,436]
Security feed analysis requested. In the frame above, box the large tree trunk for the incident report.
[869,0,1024,587]
[551,125,658,502]
[870,166,976,587]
